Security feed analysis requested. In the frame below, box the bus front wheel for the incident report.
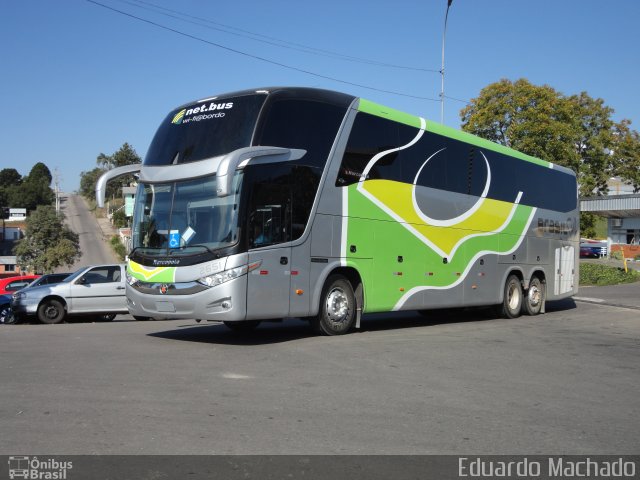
[312,274,356,336]
[497,274,523,319]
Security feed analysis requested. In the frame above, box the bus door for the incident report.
[245,188,292,320]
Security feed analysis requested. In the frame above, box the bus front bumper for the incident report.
[126,276,247,321]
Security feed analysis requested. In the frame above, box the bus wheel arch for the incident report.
[523,271,546,316]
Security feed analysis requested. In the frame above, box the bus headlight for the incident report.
[197,261,261,287]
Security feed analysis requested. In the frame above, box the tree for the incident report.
[460,78,640,235]
[81,143,141,201]
[97,142,141,169]
[611,120,640,192]
[1,181,54,210]
[79,167,105,199]
[14,205,80,273]
[26,162,53,186]
[0,168,22,187]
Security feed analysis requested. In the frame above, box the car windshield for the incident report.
[131,173,243,257]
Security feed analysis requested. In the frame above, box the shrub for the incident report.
[110,235,127,261]
[610,250,624,260]
[580,263,640,286]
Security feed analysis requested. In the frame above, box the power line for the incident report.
[444,94,470,104]
[85,0,441,101]
[120,0,440,73]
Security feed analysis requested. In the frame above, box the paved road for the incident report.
[57,194,119,271]
[1,298,638,455]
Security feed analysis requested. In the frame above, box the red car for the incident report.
[0,275,40,295]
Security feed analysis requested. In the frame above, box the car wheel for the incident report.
[522,276,544,316]
[97,313,117,322]
[0,305,16,324]
[311,274,356,335]
[497,274,523,319]
[223,320,261,332]
[37,299,66,324]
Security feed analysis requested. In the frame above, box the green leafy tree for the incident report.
[79,167,105,200]
[0,163,54,210]
[14,205,80,273]
[2,181,54,210]
[610,120,640,192]
[460,78,640,233]
[26,162,53,185]
[0,168,22,187]
[80,143,141,201]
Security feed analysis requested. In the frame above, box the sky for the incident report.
[1,0,639,193]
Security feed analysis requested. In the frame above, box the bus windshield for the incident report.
[131,173,243,257]
[144,93,267,166]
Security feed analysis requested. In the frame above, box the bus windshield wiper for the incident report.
[169,244,220,258]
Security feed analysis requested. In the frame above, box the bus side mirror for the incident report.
[96,164,142,208]
[216,146,306,197]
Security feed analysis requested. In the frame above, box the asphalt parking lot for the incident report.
[1,290,639,455]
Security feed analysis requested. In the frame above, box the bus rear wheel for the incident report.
[522,276,544,316]
[312,274,356,336]
[498,274,523,319]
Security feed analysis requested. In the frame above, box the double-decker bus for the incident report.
[97,87,578,335]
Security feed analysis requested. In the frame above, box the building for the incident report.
[0,220,27,277]
[580,178,640,259]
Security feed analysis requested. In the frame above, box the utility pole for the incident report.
[440,0,453,125]
[54,168,61,214]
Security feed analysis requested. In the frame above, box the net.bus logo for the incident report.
[171,102,234,125]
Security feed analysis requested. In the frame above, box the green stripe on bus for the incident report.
[359,98,551,168]
[425,120,551,168]
[358,99,423,129]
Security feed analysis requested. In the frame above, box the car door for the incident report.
[69,265,126,313]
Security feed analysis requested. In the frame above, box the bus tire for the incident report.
[38,299,66,324]
[522,276,544,316]
[224,320,261,332]
[312,275,356,336]
[498,274,523,319]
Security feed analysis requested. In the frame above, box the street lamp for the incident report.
[440,0,453,124]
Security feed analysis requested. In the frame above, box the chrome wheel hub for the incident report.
[326,287,350,324]
[507,284,521,310]
[528,285,541,307]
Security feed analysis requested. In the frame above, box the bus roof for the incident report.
[175,87,574,177]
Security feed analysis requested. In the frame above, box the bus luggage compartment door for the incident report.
[246,246,291,320]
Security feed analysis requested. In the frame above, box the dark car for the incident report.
[27,273,71,288]
[0,294,15,324]
[580,245,604,258]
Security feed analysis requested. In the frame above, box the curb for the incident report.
[573,296,640,311]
